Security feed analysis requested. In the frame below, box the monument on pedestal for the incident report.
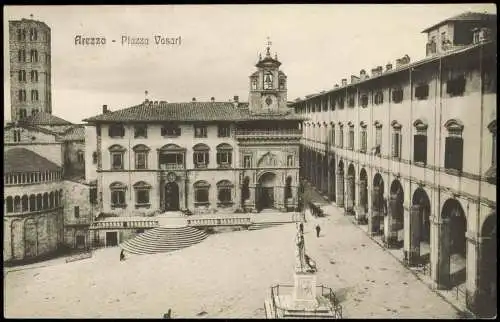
[264,224,342,319]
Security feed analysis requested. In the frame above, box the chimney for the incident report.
[211,97,215,102]
[233,95,239,108]
[102,104,108,114]
[192,97,196,102]
[386,62,393,72]
[341,78,347,87]
[351,75,360,84]
[334,84,339,88]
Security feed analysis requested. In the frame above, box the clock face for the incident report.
[265,96,273,106]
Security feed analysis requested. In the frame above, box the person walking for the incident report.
[120,249,125,261]
[299,222,304,235]
[315,224,321,238]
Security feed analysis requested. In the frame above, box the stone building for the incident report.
[290,12,496,318]
[4,115,94,263]
[82,45,305,246]
[9,17,52,122]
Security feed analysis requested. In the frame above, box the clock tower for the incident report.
[248,38,288,113]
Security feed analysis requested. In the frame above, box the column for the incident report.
[249,185,256,212]
[322,158,328,195]
[356,180,367,223]
[368,187,381,235]
[465,235,479,314]
[345,175,354,213]
[385,197,399,247]
[404,205,422,266]
[335,172,344,208]
[431,217,450,290]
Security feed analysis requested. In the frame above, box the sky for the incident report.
[3,4,496,124]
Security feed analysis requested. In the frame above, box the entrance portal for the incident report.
[164,182,180,211]
[258,172,276,211]
[106,231,118,247]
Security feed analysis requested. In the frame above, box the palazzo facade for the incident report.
[291,12,496,317]
[83,45,304,223]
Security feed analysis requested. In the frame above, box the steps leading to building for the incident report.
[120,226,208,255]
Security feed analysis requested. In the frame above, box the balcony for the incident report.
[159,164,184,171]
[89,217,159,230]
[65,218,92,226]
[235,129,302,139]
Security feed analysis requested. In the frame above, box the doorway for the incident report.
[165,182,180,211]
[106,231,118,247]
[257,172,276,211]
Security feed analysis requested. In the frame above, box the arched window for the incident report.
[6,196,14,213]
[133,145,150,170]
[216,143,233,168]
[109,144,126,170]
[392,87,404,104]
[31,90,39,101]
[217,180,233,206]
[329,123,335,146]
[348,122,355,150]
[133,181,151,208]
[36,194,43,211]
[193,144,210,168]
[194,180,210,206]
[29,194,36,211]
[29,28,38,41]
[18,89,26,102]
[30,70,38,82]
[374,91,384,105]
[264,71,273,90]
[359,121,368,153]
[110,182,127,209]
[21,195,29,212]
[279,77,286,90]
[18,70,26,82]
[159,144,185,170]
[251,77,258,90]
[444,119,464,172]
[43,193,49,210]
[338,123,344,148]
[14,196,21,212]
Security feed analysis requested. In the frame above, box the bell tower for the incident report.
[248,38,288,113]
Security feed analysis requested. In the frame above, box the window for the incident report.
[109,145,126,170]
[360,122,368,153]
[287,155,294,167]
[360,94,368,108]
[31,90,39,101]
[89,187,97,204]
[348,124,355,150]
[330,96,335,110]
[338,125,344,148]
[159,145,185,169]
[134,124,147,138]
[392,88,403,103]
[108,124,125,138]
[285,176,293,199]
[13,129,21,142]
[194,125,207,138]
[32,109,38,116]
[348,94,355,107]
[77,150,84,163]
[243,155,252,168]
[444,119,464,172]
[161,124,181,137]
[279,78,286,90]
[374,91,384,105]
[110,182,127,208]
[391,121,402,159]
[338,96,345,109]
[29,28,38,41]
[30,70,39,82]
[218,125,230,138]
[329,125,335,146]
[217,180,233,206]
[18,89,26,102]
[132,145,150,170]
[374,122,382,156]
[17,28,26,41]
[18,70,26,82]
[30,50,38,62]
[251,78,257,90]
[92,151,98,164]
[446,75,466,97]
[194,181,210,206]
[415,83,429,100]
[413,119,428,165]
[18,49,26,62]
[74,206,80,218]
[193,144,210,168]
[19,109,27,119]
[264,71,273,90]
[133,181,151,208]
[216,143,233,168]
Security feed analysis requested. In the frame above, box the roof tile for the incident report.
[5,148,61,173]
[21,112,73,126]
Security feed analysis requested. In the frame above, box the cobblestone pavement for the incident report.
[301,181,466,319]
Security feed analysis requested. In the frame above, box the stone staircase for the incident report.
[120,226,208,255]
[248,222,288,231]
